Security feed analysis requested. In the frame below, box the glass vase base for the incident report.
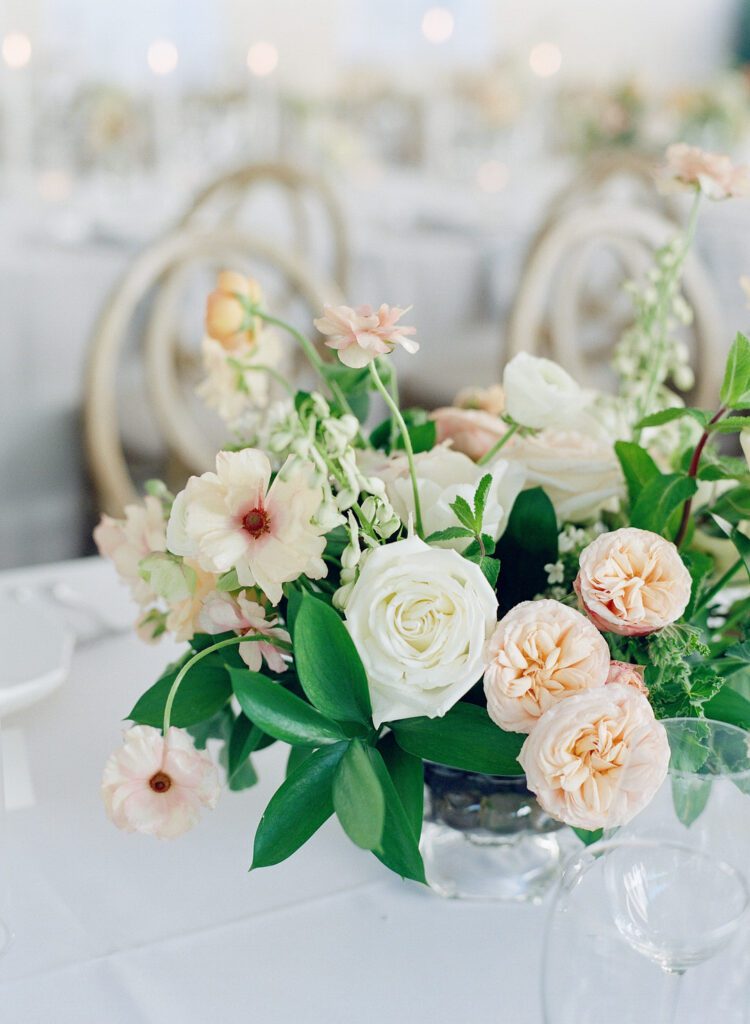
[420,821,562,903]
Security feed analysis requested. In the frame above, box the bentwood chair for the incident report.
[505,201,724,407]
[84,226,341,515]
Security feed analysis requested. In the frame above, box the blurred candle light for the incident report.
[2,31,33,195]
[529,42,562,78]
[37,169,73,203]
[147,39,179,76]
[477,159,509,193]
[2,32,31,69]
[421,7,454,45]
[246,41,278,77]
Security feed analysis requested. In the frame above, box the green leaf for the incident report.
[615,441,661,507]
[672,776,712,827]
[635,407,709,430]
[332,740,386,850]
[392,702,524,776]
[495,487,558,614]
[283,584,303,639]
[695,452,750,483]
[129,653,232,728]
[404,420,437,454]
[710,487,750,524]
[709,515,750,580]
[188,705,233,749]
[227,713,269,789]
[705,686,750,730]
[424,526,475,543]
[473,473,492,527]
[450,495,477,532]
[630,473,697,539]
[369,410,436,454]
[252,742,347,868]
[294,592,372,725]
[230,668,346,746]
[681,550,714,619]
[720,332,750,408]
[378,733,424,841]
[573,827,603,846]
[367,747,426,883]
[707,416,750,433]
[216,568,240,592]
[477,555,501,589]
[286,744,315,777]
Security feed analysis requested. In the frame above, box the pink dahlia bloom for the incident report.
[313,303,418,368]
[102,726,220,839]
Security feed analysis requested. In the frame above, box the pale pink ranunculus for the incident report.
[606,660,648,695]
[94,496,167,606]
[483,599,611,733]
[313,303,418,368]
[575,527,692,636]
[199,590,290,672]
[102,726,220,839]
[431,406,508,461]
[518,684,669,831]
[166,448,327,605]
[663,143,750,200]
[453,384,505,416]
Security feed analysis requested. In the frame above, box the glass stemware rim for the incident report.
[661,716,750,781]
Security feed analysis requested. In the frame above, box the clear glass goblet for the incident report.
[542,837,750,1024]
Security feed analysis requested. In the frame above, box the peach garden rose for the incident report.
[431,406,508,461]
[518,684,670,831]
[575,527,692,636]
[483,599,611,733]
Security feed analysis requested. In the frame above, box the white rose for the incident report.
[503,353,585,430]
[343,535,498,727]
[504,428,624,523]
[384,446,525,550]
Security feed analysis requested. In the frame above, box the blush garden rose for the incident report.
[575,527,692,636]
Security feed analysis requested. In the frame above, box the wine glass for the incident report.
[542,837,750,1023]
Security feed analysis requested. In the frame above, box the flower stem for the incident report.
[368,360,424,538]
[695,556,743,614]
[477,421,520,466]
[162,633,292,735]
[255,310,361,425]
[634,190,703,434]
[674,405,727,548]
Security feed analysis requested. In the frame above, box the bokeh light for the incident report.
[477,159,510,193]
[147,39,179,76]
[421,7,455,45]
[247,41,279,77]
[529,42,562,78]
[2,32,32,69]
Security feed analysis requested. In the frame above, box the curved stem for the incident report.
[255,310,361,426]
[674,406,727,548]
[238,363,295,396]
[368,360,424,538]
[477,421,520,466]
[162,633,292,735]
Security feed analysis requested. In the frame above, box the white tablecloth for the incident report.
[0,557,546,1024]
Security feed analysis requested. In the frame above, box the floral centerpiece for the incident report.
[98,146,750,887]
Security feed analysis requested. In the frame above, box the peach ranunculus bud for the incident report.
[453,384,505,416]
[606,660,648,695]
[431,406,509,461]
[205,271,263,349]
[483,599,611,733]
[102,725,220,838]
[518,684,670,831]
[662,143,750,200]
[575,527,691,637]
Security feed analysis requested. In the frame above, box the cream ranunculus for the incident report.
[166,449,327,605]
[483,599,611,733]
[343,535,498,727]
[575,527,692,636]
[504,428,624,523]
[384,445,525,550]
[502,353,585,430]
[518,684,670,830]
[93,496,167,606]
